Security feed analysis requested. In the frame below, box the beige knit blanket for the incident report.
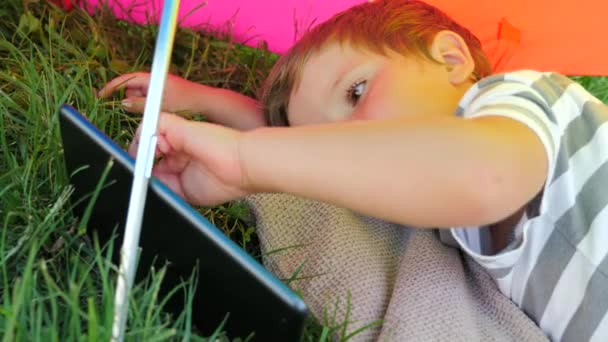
[245,193,549,341]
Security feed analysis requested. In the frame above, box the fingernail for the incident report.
[122,100,132,108]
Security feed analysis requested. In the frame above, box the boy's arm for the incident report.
[192,84,266,130]
[191,86,264,130]
[240,114,548,228]
[98,73,265,130]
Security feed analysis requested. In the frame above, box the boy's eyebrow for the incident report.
[331,67,350,93]
[330,60,359,94]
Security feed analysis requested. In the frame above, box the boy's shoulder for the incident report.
[458,69,603,118]
[478,70,583,96]
[473,70,575,97]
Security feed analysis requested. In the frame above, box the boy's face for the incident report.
[287,42,474,126]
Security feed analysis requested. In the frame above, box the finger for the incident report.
[153,135,170,159]
[128,138,138,157]
[97,72,149,98]
[121,97,146,113]
[128,124,143,157]
[125,88,145,98]
[154,152,189,174]
[151,169,186,198]
[156,134,171,154]
[156,113,191,153]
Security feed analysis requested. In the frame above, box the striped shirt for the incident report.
[448,71,608,342]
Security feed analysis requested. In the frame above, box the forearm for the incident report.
[240,115,546,228]
[190,84,265,130]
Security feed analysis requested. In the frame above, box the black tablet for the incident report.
[58,104,308,340]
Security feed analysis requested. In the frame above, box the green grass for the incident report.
[1,0,608,341]
[0,1,281,340]
[0,1,366,340]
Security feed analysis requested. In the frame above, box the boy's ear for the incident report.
[429,30,476,85]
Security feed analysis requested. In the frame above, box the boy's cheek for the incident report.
[357,91,403,121]
[353,95,380,120]
[358,76,403,120]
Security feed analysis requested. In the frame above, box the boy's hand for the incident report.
[130,113,249,206]
[98,72,202,114]
[98,72,265,131]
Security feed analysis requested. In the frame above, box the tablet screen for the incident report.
[59,104,307,340]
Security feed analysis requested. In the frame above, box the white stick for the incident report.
[111,1,181,341]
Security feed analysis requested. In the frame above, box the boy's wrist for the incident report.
[186,82,214,114]
[200,87,265,130]
[238,127,278,194]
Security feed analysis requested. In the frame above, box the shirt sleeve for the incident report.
[449,71,563,258]
[458,72,562,176]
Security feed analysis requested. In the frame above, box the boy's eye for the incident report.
[346,80,366,106]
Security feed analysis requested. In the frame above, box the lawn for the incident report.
[1,1,607,341]
[0,1,291,340]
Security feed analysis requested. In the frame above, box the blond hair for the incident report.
[260,0,492,126]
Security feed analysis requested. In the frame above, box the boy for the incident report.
[98,1,608,340]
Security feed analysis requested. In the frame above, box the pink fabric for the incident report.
[78,0,608,76]
[83,0,366,53]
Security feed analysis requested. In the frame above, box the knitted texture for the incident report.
[246,193,549,341]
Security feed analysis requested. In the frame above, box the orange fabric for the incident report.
[425,0,607,76]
